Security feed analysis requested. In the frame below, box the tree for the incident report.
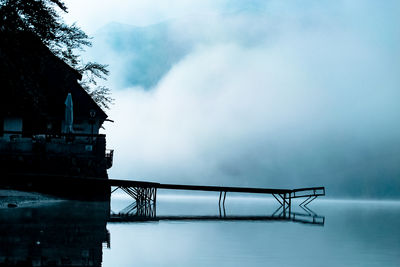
[0,0,113,109]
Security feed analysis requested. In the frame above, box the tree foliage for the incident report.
[0,0,113,109]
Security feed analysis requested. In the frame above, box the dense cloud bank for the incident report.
[82,0,400,198]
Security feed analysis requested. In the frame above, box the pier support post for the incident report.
[272,193,292,219]
[223,191,227,206]
[112,186,157,218]
[218,191,227,217]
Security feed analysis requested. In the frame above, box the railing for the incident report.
[0,131,112,161]
[1,130,106,138]
[1,131,106,147]
[291,187,325,198]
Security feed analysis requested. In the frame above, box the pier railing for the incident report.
[0,131,111,160]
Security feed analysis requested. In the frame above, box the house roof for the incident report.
[0,30,107,122]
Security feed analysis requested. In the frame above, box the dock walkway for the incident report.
[109,178,325,211]
[109,179,325,226]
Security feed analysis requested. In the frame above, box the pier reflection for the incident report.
[0,196,325,266]
[0,200,109,266]
[110,199,325,226]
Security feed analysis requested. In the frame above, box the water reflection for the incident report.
[0,196,326,267]
[110,198,325,226]
[0,201,109,266]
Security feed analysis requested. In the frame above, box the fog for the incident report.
[65,0,400,198]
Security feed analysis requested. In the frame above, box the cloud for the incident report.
[64,0,227,33]
[86,1,400,198]
[86,22,191,89]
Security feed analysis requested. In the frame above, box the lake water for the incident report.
[1,192,399,266]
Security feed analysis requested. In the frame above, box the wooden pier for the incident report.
[109,179,325,226]
[109,178,325,216]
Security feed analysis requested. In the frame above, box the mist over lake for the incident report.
[66,0,400,198]
[1,0,400,266]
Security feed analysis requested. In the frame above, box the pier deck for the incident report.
[109,179,324,195]
[109,178,325,211]
[109,179,325,226]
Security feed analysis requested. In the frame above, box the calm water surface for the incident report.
[0,192,399,266]
[105,194,400,267]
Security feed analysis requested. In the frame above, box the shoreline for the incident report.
[0,189,63,209]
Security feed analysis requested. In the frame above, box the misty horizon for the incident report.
[63,0,400,199]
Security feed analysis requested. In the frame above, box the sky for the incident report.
[64,0,400,198]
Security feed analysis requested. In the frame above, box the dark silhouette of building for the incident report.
[0,30,113,180]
